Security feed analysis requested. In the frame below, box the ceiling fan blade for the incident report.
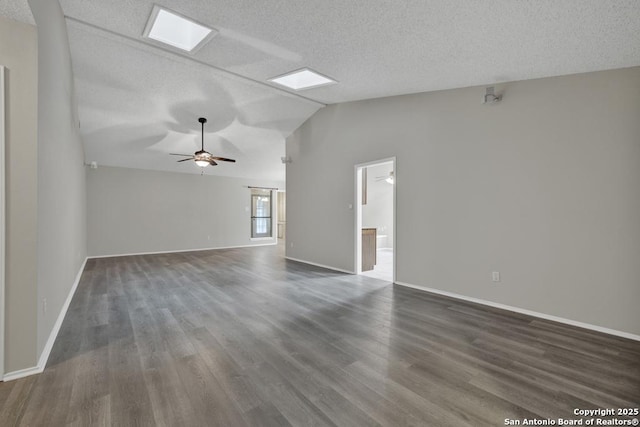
[177,158,194,162]
[170,153,193,156]
[208,160,218,166]
[211,157,236,162]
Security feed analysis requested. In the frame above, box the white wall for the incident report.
[0,15,38,373]
[286,67,640,336]
[28,0,88,361]
[87,166,281,257]
[362,163,394,248]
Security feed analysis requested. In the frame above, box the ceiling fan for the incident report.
[170,117,236,167]
[375,171,394,184]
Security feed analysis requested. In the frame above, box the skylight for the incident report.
[269,68,337,91]
[143,6,216,52]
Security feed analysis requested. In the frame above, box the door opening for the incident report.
[355,158,396,282]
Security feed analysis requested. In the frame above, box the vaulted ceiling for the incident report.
[2,1,640,181]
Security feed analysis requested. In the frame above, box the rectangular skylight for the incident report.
[269,68,337,91]
[143,5,216,52]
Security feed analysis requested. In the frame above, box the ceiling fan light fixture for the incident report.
[194,151,210,167]
[143,5,217,52]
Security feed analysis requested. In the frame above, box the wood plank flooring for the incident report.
[1,244,638,426]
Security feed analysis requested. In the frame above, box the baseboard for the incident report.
[395,281,640,342]
[3,366,43,382]
[3,257,88,382]
[285,256,355,274]
[88,242,278,259]
[38,257,88,369]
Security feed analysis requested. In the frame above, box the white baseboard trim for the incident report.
[285,256,355,275]
[395,281,640,342]
[38,257,88,369]
[88,242,278,259]
[3,257,88,382]
[3,366,43,382]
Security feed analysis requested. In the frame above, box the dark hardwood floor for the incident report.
[1,244,638,426]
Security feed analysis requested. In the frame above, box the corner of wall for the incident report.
[28,0,89,358]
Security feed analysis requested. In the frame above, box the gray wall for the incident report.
[0,15,39,373]
[362,163,394,248]
[286,67,640,336]
[28,0,88,358]
[87,166,281,257]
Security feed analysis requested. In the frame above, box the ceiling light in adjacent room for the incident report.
[143,5,216,52]
[269,68,336,91]
[385,172,394,184]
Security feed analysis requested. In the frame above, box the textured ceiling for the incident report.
[3,1,640,180]
[0,0,34,24]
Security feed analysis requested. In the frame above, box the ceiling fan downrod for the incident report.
[198,117,206,152]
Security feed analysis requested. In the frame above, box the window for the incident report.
[251,189,272,238]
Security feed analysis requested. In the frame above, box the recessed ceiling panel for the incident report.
[143,5,216,52]
[269,68,336,91]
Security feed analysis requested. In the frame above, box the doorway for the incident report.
[355,158,396,282]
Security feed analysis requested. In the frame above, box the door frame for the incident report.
[354,157,396,282]
[1,65,6,378]
[276,190,286,240]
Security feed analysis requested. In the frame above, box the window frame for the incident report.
[250,189,273,239]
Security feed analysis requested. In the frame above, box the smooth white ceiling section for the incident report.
[4,1,640,179]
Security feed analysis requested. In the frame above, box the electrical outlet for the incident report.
[290,242,294,248]
[492,271,500,282]
[43,298,47,314]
